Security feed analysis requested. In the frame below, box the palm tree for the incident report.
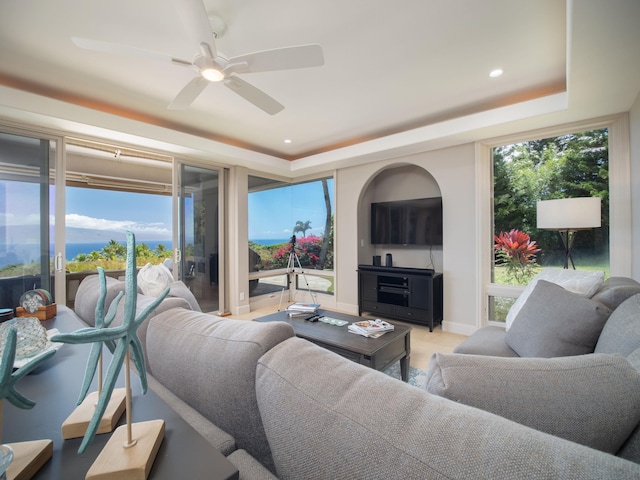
[155,243,169,256]
[136,243,152,259]
[101,239,126,260]
[293,220,312,237]
[318,178,332,269]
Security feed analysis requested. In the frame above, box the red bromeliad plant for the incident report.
[494,229,541,284]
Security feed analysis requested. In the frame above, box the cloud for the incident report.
[65,213,171,236]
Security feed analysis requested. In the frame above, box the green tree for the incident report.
[154,243,168,256]
[293,220,312,237]
[73,253,88,262]
[318,178,333,270]
[136,243,152,259]
[493,129,609,268]
[101,239,126,260]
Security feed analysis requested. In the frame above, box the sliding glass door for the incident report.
[179,164,223,313]
[0,130,60,309]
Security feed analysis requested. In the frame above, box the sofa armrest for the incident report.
[146,309,294,474]
[146,372,236,455]
[425,352,640,455]
[452,325,519,356]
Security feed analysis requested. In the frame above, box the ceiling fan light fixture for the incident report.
[195,55,224,82]
[201,66,224,82]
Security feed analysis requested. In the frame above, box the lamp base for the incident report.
[558,230,576,269]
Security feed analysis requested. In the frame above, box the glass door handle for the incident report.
[55,252,63,272]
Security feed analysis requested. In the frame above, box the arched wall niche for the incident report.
[357,163,443,271]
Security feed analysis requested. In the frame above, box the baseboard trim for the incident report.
[442,321,476,336]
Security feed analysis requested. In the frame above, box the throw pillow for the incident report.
[425,352,640,455]
[137,262,174,297]
[505,268,605,330]
[594,293,640,356]
[505,280,611,357]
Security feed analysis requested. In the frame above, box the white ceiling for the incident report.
[0,0,639,174]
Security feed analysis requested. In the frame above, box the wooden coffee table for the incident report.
[255,309,411,381]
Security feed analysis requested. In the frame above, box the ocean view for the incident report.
[250,238,289,246]
[0,241,173,267]
[0,239,292,268]
[65,241,173,260]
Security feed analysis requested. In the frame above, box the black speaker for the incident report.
[372,255,381,266]
[385,253,393,267]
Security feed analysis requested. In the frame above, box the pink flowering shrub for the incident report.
[494,229,540,284]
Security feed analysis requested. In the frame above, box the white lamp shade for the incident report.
[536,197,601,230]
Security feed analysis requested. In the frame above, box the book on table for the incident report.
[285,302,320,314]
[348,319,395,338]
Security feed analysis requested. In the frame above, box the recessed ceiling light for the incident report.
[489,68,504,78]
[284,139,292,144]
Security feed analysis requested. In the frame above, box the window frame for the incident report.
[476,114,631,327]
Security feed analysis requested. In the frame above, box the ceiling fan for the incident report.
[71,0,324,115]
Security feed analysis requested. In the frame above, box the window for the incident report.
[0,132,56,310]
[248,175,334,298]
[489,128,610,321]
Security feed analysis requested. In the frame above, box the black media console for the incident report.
[357,265,443,332]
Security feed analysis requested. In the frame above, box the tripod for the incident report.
[278,235,318,310]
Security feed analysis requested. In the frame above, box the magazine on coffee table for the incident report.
[348,319,394,338]
[286,302,320,313]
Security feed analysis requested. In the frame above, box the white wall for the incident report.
[630,92,640,279]
[335,143,477,335]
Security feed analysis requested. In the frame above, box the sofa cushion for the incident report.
[505,280,611,357]
[617,347,640,463]
[74,274,126,326]
[168,281,201,312]
[146,309,294,473]
[137,262,173,297]
[505,268,605,330]
[425,352,640,455]
[595,294,640,356]
[256,337,640,479]
[591,277,640,310]
[111,296,191,365]
[452,325,519,356]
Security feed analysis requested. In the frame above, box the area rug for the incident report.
[383,363,428,389]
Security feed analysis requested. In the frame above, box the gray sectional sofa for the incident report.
[71,274,640,479]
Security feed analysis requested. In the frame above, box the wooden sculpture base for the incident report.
[61,388,127,439]
[5,439,53,480]
[86,419,165,480]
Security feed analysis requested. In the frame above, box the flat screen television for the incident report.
[370,197,443,245]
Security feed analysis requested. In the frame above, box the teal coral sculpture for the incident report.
[0,328,56,409]
[75,266,122,405]
[51,231,169,453]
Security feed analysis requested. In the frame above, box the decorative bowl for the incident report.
[0,444,13,480]
[0,317,48,359]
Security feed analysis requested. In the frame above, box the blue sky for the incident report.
[65,187,173,239]
[3,179,334,243]
[248,180,334,240]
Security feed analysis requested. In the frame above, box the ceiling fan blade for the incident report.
[71,37,192,67]
[176,0,217,58]
[168,76,210,110]
[224,76,284,115]
[227,44,324,73]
